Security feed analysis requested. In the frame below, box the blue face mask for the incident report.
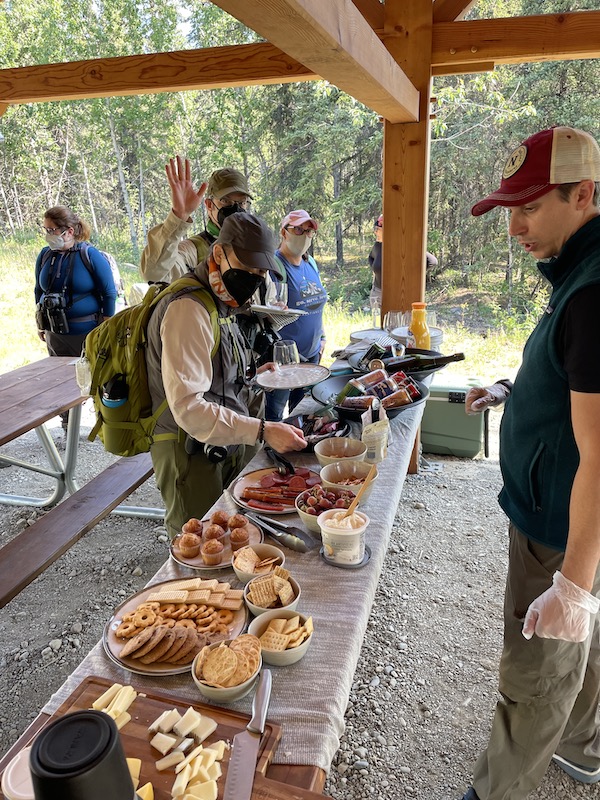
[45,233,67,250]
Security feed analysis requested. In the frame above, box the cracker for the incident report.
[283,615,300,634]
[186,590,211,604]
[259,629,289,652]
[202,644,238,686]
[304,616,314,635]
[273,565,290,581]
[224,650,252,687]
[277,581,295,607]
[268,618,288,634]
[287,632,307,648]
[234,547,260,567]
[248,581,277,609]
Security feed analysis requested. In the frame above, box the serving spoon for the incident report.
[343,464,377,518]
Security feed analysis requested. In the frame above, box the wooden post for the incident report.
[382,0,433,473]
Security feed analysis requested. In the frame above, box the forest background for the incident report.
[1,0,599,378]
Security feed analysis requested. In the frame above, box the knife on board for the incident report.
[245,512,317,552]
[223,668,273,800]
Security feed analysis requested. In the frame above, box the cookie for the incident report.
[131,625,169,659]
[119,625,155,658]
[139,628,177,664]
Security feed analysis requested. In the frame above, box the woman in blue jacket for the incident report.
[35,205,117,427]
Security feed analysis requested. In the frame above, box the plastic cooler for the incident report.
[420,374,488,458]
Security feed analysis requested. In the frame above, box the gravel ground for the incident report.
[0,407,596,799]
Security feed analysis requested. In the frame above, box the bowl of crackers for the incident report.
[232,544,285,585]
[192,634,262,702]
[243,567,300,616]
[248,609,314,666]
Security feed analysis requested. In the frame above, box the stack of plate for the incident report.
[390,326,444,351]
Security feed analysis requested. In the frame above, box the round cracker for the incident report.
[202,644,238,686]
[224,649,251,687]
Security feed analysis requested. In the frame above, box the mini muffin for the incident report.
[182,517,203,534]
[201,538,224,566]
[228,513,249,530]
[210,509,230,528]
[203,523,226,542]
[177,532,201,558]
[230,526,250,552]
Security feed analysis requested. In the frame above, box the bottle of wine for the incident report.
[385,352,465,372]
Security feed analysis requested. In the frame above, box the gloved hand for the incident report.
[522,571,600,642]
[465,383,510,415]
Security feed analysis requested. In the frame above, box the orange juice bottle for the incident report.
[409,302,431,349]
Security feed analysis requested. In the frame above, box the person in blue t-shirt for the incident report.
[265,210,328,421]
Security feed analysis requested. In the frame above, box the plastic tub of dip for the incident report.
[317,509,370,566]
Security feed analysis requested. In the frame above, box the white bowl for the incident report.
[191,640,261,703]
[243,575,300,616]
[232,543,285,585]
[313,437,367,467]
[248,609,313,666]
[319,460,379,502]
[295,486,358,535]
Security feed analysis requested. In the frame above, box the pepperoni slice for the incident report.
[294,467,311,478]
[260,473,277,488]
[288,475,307,491]
[305,476,321,487]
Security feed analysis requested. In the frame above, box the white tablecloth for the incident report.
[42,403,424,773]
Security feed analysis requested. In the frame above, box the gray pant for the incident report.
[473,524,600,799]
[151,438,258,539]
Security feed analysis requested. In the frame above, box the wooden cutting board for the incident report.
[0,675,283,800]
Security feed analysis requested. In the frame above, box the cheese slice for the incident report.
[204,740,228,761]
[198,748,217,770]
[155,751,185,771]
[174,737,194,753]
[126,758,142,782]
[206,762,222,782]
[158,708,182,733]
[137,782,154,800]
[150,732,178,755]
[173,707,202,738]
[114,710,131,731]
[191,716,218,744]
[91,683,122,710]
[175,744,203,773]
[171,764,191,798]
[188,763,210,784]
[148,709,170,733]
[183,780,218,800]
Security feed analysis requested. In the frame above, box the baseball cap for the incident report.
[375,214,383,227]
[471,126,600,216]
[207,167,253,201]
[215,212,282,277]
[281,209,318,230]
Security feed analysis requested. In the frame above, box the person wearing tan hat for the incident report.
[461,127,600,800]
[144,211,306,537]
[265,209,328,421]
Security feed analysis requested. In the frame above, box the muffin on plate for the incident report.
[228,513,249,530]
[210,510,230,529]
[230,526,250,552]
[203,523,226,542]
[177,532,201,558]
[201,538,224,566]
[182,517,203,534]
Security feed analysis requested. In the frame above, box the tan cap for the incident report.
[207,168,253,201]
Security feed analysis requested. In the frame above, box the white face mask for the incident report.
[284,231,311,257]
[45,233,68,250]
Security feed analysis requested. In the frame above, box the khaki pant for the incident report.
[151,438,258,539]
[473,524,600,799]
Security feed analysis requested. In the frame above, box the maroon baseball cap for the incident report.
[471,126,600,216]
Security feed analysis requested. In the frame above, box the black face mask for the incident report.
[222,267,264,306]
[217,202,245,228]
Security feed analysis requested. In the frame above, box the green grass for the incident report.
[0,235,532,382]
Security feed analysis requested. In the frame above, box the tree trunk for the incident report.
[106,100,138,257]
[138,148,147,242]
[54,127,70,204]
[504,208,513,311]
[0,176,15,234]
[333,162,343,266]
[81,152,99,239]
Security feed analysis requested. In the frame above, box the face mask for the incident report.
[285,232,311,257]
[217,202,244,228]
[45,233,67,250]
[222,267,264,306]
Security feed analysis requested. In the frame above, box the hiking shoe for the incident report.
[552,754,600,784]
[461,789,480,800]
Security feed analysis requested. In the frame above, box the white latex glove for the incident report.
[465,383,510,415]
[522,571,600,642]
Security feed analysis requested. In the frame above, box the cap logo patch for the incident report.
[503,145,527,179]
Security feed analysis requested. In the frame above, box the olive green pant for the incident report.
[473,524,600,800]
[151,438,258,539]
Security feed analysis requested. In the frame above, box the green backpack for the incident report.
[85,275,219,457]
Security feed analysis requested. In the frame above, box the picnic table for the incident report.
[0,392,426,796]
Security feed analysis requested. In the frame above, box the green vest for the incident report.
[499,216,600,550]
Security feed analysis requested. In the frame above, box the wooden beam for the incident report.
[433,11,600,67]
[433,60,495,76]
[212,0,419,123]
[0,42,318,105]
[433,0,478,24]
[0,103,8,116]
[351,0,384,31]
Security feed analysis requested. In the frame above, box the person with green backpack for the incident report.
[144,211,306,537]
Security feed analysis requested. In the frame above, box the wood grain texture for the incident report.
[433,11,600,67]
[0,43,317,105]
[432,0,478,24]
[212,0,419,123]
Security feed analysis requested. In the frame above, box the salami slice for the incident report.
[305,476,321,487]
[294,467,311,478]
[260,473,277,488]
[288,475,307,491]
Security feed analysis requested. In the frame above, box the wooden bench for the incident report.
[0,452,155,608]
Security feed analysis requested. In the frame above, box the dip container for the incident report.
[317,509,370,566]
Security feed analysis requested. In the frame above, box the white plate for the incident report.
[349,329,399,346]
[256,363,330,390]
[170,518,263,571]
[251,304,308,317]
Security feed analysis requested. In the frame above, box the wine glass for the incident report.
[383,311,403,333]
[273,340,300,368]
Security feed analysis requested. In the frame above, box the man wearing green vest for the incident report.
[145,211,306,538]
[461,127,600,799]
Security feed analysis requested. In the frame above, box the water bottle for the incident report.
[100,374,131,455]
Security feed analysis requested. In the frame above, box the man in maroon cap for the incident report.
[461,127,600,799]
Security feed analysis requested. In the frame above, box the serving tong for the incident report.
[264,445,295,475]
[245,511,317,553]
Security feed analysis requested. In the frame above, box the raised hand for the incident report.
[166,155,208,221]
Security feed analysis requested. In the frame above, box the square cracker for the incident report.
[278,581,295,607]
[268,618,287,634]
[248,582,277,609]
[259,629,289,652]
[273,565,290,581]
[283,615,300,634]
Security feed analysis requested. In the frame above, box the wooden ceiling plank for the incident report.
[0,42,317,105]
[433,0,478,24]
[212,0,419,123]
[433,11,600,67]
